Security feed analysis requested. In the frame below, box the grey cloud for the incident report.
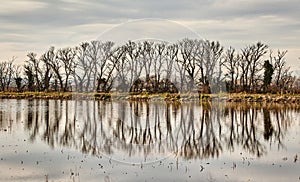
[0,0,299,66]
[2,0,299,26]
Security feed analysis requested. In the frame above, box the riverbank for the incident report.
[0,91,299,103]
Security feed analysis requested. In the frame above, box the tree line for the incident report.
[0,38,299,93]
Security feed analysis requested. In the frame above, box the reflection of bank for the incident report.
[0,99,297,162]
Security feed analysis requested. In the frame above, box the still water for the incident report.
[0,99,299,182]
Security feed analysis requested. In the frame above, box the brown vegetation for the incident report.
[0,92,299,104]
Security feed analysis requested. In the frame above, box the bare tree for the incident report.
[240,42,268,92]
[96,41,120,92]
[174,51,188,92]
[56,47,77,91]
[124,41,142,90]
[24,61,35,91]
[83,40,118,92]
[74,42,92,92]
[85,41,101,91]
[164,43,178,91]
[47,47,76,92]
[238,52,250,92]
[152,42,167,91]
[200,40,224,93]
[269,50,294,92]
[165,43,178,79]
[40,47,54,91]
[47,48,62,91]
[114,45,129,91]
[278,69,295,92]
[13,64,23,92]
[0,58,14,91]
[223,47,240,92]
[140,41,154,81]
[26,53,43,91]
[85,41,116,92]
[178,38,201,91]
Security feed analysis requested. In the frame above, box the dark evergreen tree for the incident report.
[263,60,274,92]
[24,65,35,91]
[15,77,23,92]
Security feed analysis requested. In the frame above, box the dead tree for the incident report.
[223,47,240,92]
[174,50,187,92]
[240,42,268,92]
[164,43,178,91]
[152,42,167,91]
[140,41,154,81]
[13,64,23,92]
[178,38,201,91]
[26,53,43,91]
[0,59,14,91]
[270,50,294,92]
[96,43,120,92]
[48,47,76,92]
[74,42,92,92]
[24,62,35,91]
[47,49,62,91]
[40,47,54,91]
[85,41,117,92]
[56,47,77,91]
[85,40,102,91]
[124,41,143,91]
[94,41,116,92]
[115,45,129,92]
[200,40,224,94]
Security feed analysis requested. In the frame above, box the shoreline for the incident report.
[0,92,299,103]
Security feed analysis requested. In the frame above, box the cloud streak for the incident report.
[0,0,299,67]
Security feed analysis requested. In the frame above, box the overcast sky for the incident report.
[0,0,299,69]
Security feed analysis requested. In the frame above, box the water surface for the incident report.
[0,99,299,181]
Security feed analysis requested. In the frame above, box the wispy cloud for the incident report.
[0,0,299,67]
[0,0,47,15]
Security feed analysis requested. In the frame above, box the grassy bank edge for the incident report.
[0,91,300,103]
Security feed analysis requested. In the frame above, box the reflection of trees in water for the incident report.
[0,100,299,160]
[265,104,293,149]
[177,103,223,159]
[225,105,266,157]
[224,103,294,157]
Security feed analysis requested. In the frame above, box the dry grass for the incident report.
[0,91,299,103]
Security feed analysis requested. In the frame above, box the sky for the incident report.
[0,0,299,70]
